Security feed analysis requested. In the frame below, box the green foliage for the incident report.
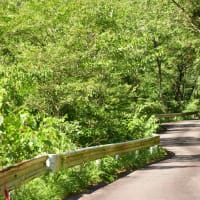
[184,99,200,112]
[0,110,77,166]
[183,99,200,119]
[0,0,199,199]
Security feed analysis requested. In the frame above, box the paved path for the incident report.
[76,120,200,200]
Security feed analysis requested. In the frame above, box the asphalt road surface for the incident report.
[74,120,200,200]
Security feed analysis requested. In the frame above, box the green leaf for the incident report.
[0,115,4,126]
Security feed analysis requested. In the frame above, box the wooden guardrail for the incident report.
[155,111,198,118]
[0,155,48,192]
[1,110,198,195]
[0,135,159,194]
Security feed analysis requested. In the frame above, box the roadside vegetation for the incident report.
[0,0,199,199]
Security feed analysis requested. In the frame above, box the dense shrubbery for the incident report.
[0,0,199,199]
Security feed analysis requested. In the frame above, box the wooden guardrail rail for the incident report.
[155,111,198,118]
[0,135,159,194]
[0,155,48,192]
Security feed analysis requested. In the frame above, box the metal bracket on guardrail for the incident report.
[46,154,62,172]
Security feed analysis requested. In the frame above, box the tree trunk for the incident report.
[153,38,163,101]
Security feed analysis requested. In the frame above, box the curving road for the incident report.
[75,120,200,200]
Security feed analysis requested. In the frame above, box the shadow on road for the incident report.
[143,154,200,170]
[144,165,199,170]
[161,137,200,146]
[161,123,200,129]
[162,154,200,162]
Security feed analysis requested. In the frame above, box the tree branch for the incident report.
[171,0,186,13]
[171,0,200,34]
